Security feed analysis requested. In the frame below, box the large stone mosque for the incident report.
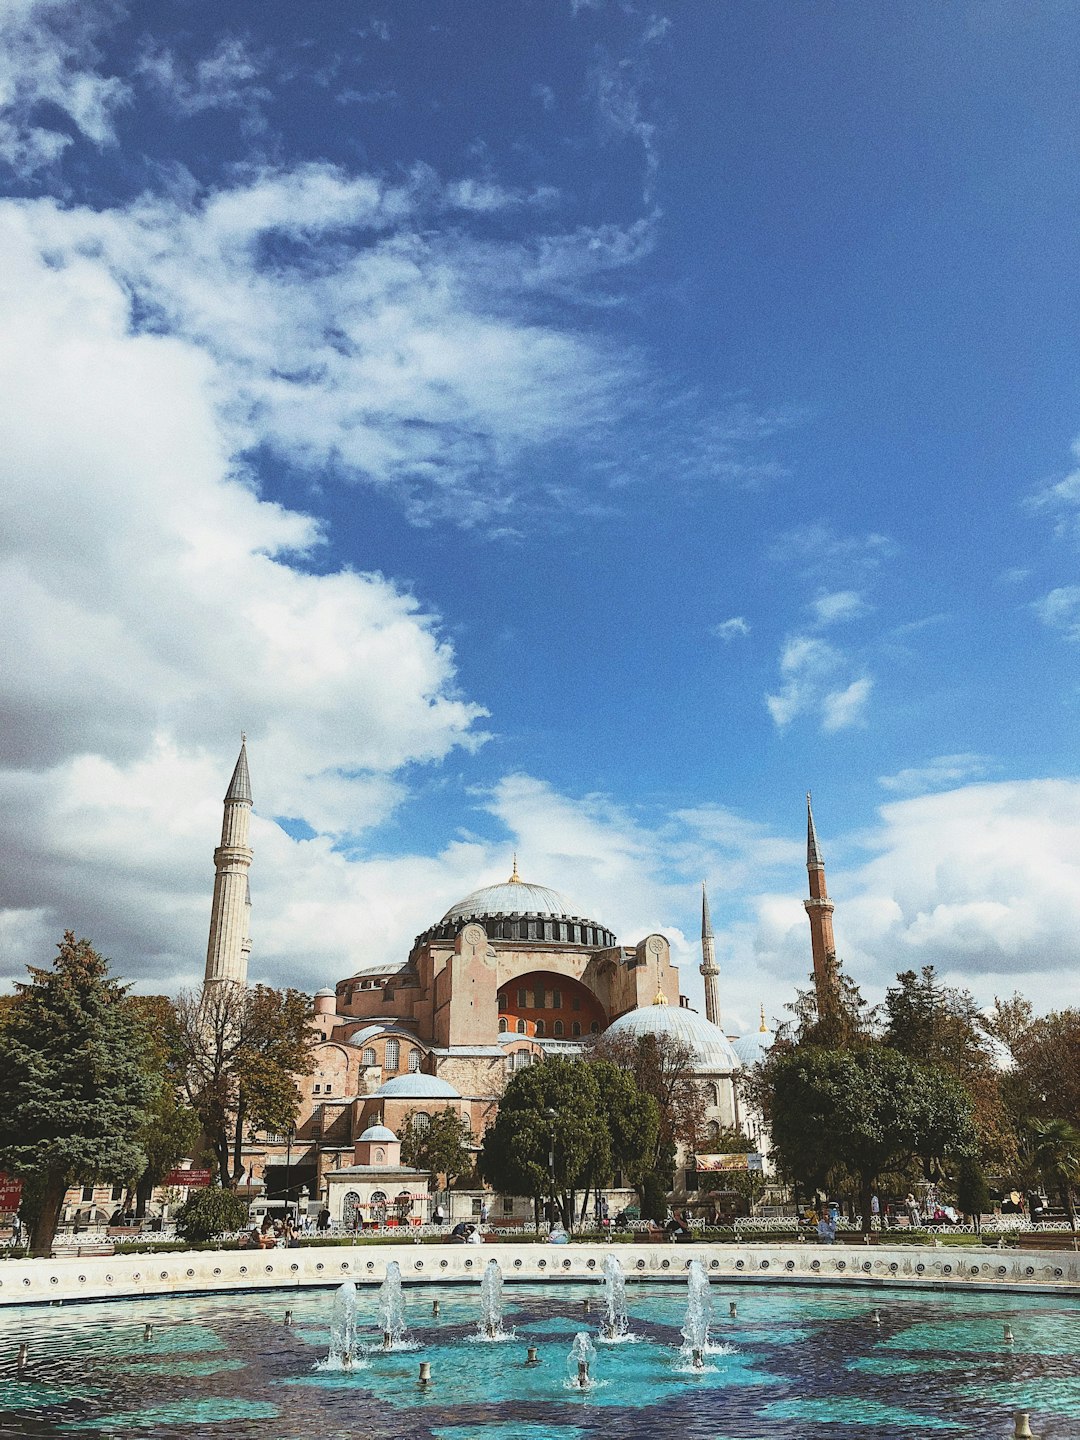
[204,742,835,1223]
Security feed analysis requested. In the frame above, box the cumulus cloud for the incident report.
[765,635,871,732]
[1033,585,1080,640]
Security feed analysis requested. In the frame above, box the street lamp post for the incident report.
[284,1125,295,1212]
[544,1107,557,1230]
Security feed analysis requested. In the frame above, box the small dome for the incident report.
[979,1030,1016,1073]
[314,987,335,998]
[605,1003,741,1072]
[357,1124,398,1142]
[731,1027,775,1067]
[376,1074,461,1099]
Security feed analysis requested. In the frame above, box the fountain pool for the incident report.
[2,1277,1080,1438]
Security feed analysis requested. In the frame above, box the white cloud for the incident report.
[1033,585,1080,640]
[878,753,992,795]
[0,0,129,175]
[765,635,871,731]
[711,616,749,641]
[810,589,868,627]
[820,675,873,732]
[768,524,896,579]
[138,37,271,126]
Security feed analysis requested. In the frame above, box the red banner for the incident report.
[0,1173,23,1211]
[164,1168,212,1188]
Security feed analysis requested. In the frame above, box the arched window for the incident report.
[710,1083,721,1107]
[516,1019,526,1034]
[552,989,562,1010]
[362,1047,376,1066]
[571,1021,581,1037]
[408,1049,421,1072]
[396,1190,412,1219]
[410,1111,431,1134]
[375,1147,385,1163]
[534,1020,545,1037]
[498,1017,508,1033]
[384,1038,400,1070]
[343,1190,360,1228]
[371,1190,387,1222]
[590,1021,600,1034]
[553,1020,564,1037]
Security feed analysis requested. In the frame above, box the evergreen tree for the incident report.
[955,1155,991,1232]
[0,933,156,1256]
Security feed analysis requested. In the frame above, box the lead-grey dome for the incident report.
[442,878,575,922]
[376,1074,461,1099]
[605,1001,741,1073]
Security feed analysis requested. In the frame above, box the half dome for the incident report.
[376,1074,461,1100]
[604,1002,741,1073]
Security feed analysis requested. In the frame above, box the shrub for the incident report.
[174,1187,250,1243]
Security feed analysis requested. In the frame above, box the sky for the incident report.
[3,0,1080,1032]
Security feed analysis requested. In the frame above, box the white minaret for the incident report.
[204,738,253,986]
[700,880,721,1027]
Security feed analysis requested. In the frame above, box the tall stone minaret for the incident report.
[803,793,837,1012]
[204,738,253,986]
[700,880,721,1027]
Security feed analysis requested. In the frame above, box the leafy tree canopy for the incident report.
[480,1056,610,1229]
[400,1108,474,1188]
[175,983,314,1188]
[0,933,157,1255]
[175,1186,250,1243]
[765,1044,975,1232]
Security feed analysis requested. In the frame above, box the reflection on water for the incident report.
[0,1277,1078,1438]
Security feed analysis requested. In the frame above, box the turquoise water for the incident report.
[0,1278,1077,1438]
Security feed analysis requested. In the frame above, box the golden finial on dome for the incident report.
[653,986,669,1006]
[760,1002,768,1033]
[508,853,522,884]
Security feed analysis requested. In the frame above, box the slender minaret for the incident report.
[803,793,837,1012]
[700,880,721,1027]
[204,738,253,986]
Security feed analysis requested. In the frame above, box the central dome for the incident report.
[442,877,575,922]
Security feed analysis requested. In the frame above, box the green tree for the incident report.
[0,934,157,1256]
[176,983,315,1187]
[765,1045,975,1233]
[480,1057,609,1231]
[1027,1117,1080,1228]
[591,1029,698,1203]
[400,1109,474,1204]
[127,995,201,1217]
[788,956,877,1050]
[174,1186,250,1243]
[955,1154,991,1232]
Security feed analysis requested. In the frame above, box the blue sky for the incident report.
[3,0,1080,1027]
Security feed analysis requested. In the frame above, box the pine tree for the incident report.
[0,934,156,1256]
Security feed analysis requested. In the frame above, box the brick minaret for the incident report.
[700,881,721,1026]
[803,793,837,1011]
[204,739,253,986]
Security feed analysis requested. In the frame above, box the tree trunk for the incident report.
[135,1173,154,1219]
[859,1176,874,1235]
[32,1172,68,1258]
[230,1104,246,1189]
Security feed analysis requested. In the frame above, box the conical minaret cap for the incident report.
[225,739,252,805]
[806,791,823,868]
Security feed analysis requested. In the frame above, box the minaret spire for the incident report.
[699,879,721,1027]
[205,738,254,986]
[803,792,837,1016]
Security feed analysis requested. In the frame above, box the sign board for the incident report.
[0,1173,23,1211]
[164,1168,212,1188]
[693,1153,763,1173]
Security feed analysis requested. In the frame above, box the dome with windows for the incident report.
[414,861,616,948]
[375,1074,461,1100]
[604,999,741,1073]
